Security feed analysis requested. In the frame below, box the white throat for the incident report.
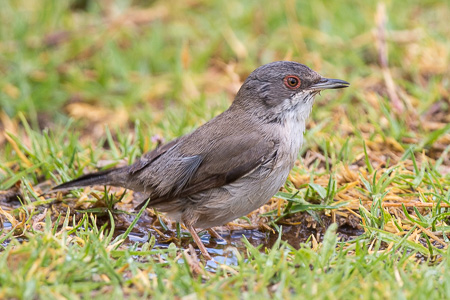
[279,91,316,161]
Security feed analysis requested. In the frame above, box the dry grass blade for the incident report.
[375,3,404,115]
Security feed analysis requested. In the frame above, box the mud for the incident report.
[0,190,365,262]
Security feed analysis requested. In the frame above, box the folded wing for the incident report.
[132,130,277,209]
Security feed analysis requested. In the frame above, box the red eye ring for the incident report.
[283,75,301,89]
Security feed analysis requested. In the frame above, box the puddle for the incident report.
[0,193,364,266]
[117,212,364,269]
[2,221,12,230]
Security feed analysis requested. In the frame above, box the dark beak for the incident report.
[310,78,350,90]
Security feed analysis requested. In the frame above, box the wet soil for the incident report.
[0,187,365,262]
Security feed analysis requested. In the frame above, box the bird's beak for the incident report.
[310,78,350,90]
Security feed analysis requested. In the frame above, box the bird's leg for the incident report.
[186,224,212,260]
[208,228,225,241]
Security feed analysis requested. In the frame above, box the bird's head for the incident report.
[232,61,349,122]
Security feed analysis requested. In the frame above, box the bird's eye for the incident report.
[284,75,301,89]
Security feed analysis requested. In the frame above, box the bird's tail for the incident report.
[52,167,129,192]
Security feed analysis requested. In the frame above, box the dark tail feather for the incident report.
[52,167,128,192]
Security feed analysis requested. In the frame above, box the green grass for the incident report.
[2,218,450,299]
[1,0,449,298]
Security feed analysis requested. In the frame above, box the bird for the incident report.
[53,61,349,260]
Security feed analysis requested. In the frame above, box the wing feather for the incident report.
[132,131,277,210]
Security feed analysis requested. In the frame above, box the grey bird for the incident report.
[53,61,349,259]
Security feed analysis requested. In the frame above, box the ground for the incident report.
[0,0,449,299]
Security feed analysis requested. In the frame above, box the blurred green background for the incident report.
[1,0,449,185]
[1,0,447,124]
